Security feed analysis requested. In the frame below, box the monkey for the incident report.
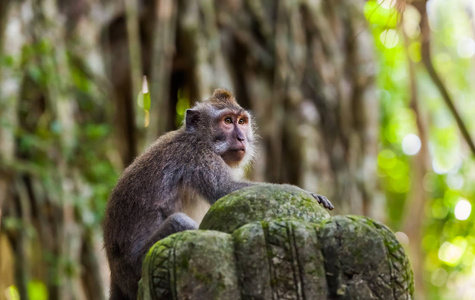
[103,88,334,300]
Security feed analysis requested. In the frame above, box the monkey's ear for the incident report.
[185,109,200,131]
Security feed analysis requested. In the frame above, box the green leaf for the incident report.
[143,92,151,110]
[28,280,48,300]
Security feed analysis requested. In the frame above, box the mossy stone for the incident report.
[139,230,240,300]
[140,186,414,300]
[318,215,415,299]
[233,220,327,299]
[200,184,330,233]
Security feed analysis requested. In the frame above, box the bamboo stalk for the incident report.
[124,0,143,131]
[402,19,429,300]
[147,0,177,142]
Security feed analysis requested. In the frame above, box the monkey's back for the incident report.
[105,129,190,249]
[103,128,219,297]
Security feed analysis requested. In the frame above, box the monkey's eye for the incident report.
[238,118,246,125]
[224,117,233,124]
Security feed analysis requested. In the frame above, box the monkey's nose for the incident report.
[237,136,244,142]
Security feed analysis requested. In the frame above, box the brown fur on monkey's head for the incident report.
[185,88,248,132]
[208,88,240,109]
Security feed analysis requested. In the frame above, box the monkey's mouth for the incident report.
[221,148,246,165]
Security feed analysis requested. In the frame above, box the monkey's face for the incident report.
[185,90,256,168]
[213,111,252,167]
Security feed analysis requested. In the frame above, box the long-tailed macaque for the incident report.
[103,89,333,299]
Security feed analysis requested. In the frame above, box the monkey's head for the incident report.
[185,89,256,168]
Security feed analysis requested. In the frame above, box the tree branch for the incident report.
[415,0,475,157]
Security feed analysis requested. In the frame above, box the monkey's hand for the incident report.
[310,193,334,210]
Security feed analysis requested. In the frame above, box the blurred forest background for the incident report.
[0,0,474,299]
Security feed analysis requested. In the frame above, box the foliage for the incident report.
[365,0,475,299]
[1,25,118,297]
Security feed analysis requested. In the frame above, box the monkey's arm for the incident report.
[186,153,255,204]
[200,175,255,204]
[191,163,333,210]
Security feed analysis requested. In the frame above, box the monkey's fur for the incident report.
[103,89,333,299]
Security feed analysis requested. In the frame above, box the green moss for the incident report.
[200,184,330,233]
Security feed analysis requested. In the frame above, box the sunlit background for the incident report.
[367,0,475,299]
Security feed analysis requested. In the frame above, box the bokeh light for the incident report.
[439,242,464,266]
[454,199,471,221]
[402,133,421,155]
[380,29,399,49]
[457,37,475,58]
[431,268,448,287]
[395,231,410,247]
